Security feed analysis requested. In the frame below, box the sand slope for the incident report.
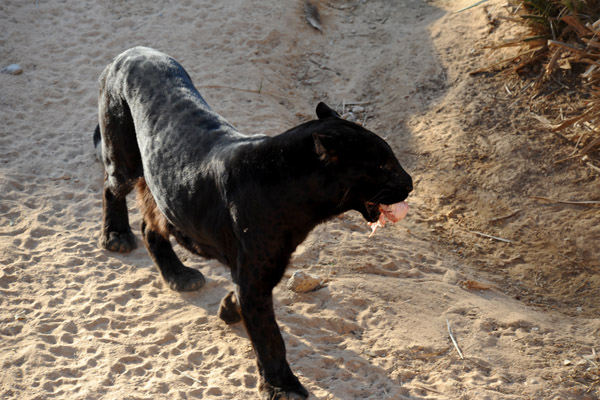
[1,0,599,399]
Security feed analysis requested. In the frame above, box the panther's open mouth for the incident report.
[364,201,382,223]
[365,201,409,221]
[364,201,409,236]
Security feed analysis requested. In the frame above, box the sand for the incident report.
[1,0,599,399]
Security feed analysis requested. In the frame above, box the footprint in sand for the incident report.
[48,344,77,358]
[83,317,110,331]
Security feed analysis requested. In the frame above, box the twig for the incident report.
[584,356,599,369]
[528,196,600,205]
[447,319,464,360]
[489,209,522,223]
[344,100,374,106]
[572,132,586,155]
[558,253,586,269]
[325,2,356,11]
[551,106,600,131]
[308,58,340,75]
[531,113,552,126]
[468,230,513,243]
[174,368,203,385]
[470,46,543,75]
[587,161,600,173]
[580,136,600,155]
[197,85,288,100]
[455,0,488,13]
[414,384,443,395]
[548,40,585,53]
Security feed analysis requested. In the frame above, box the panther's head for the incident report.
[313,102,413,223]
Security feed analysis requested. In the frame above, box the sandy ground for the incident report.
[1,0,599,399]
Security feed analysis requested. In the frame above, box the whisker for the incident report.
[367,188,392,203]
[337,187,351,209]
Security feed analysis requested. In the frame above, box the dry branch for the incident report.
[197,84,288,100]
[174,368,204,385]
[468,230,514,243]
[489,209,522,223]
[447,320,464,360]
[528,196,600,205]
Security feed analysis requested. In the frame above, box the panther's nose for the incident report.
[403,172,413,194]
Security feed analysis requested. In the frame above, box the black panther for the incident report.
[94,47,412,399]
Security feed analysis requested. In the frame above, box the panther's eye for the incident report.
[379,160,395,171]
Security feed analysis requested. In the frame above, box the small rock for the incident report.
[341,112,357,122]
[50,173,72,181]
[3,64,23,75]
[563,359,572,366]
[446,208,460,218]
[442,269,465,284]
[575,359,588,367]
[286,271,322,293]
[351,105,365,114]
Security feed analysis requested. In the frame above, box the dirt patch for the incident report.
[0,0,599,399]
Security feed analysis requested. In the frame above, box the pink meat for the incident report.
[368,201,408,237]
[381,202,409,223]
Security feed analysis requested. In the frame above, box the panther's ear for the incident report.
[316,102,341,120]
[313,132,338,163]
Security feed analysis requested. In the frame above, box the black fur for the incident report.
[95,47,412,399]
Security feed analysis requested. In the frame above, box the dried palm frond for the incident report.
[489,0,600,156]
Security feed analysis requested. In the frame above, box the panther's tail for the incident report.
[93,124,102,161]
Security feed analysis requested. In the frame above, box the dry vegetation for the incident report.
[483,0,600,164]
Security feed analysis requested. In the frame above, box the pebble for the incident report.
[50,173,72,181]
[341,112,357,122]
[286,271,322,293]
[3,64,23,75]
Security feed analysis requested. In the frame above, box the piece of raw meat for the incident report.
[368,201,408,236]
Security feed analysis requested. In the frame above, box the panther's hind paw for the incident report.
[218,291,242,324]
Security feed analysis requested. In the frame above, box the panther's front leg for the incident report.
[235,279,308,400]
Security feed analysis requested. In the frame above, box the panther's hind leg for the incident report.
[218,291,242,324]
[137,179,206,292]
[97,92,141,253]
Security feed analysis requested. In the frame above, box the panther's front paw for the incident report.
[260,380,309,400]
[163,267,206,292]
[101,231,137,253]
